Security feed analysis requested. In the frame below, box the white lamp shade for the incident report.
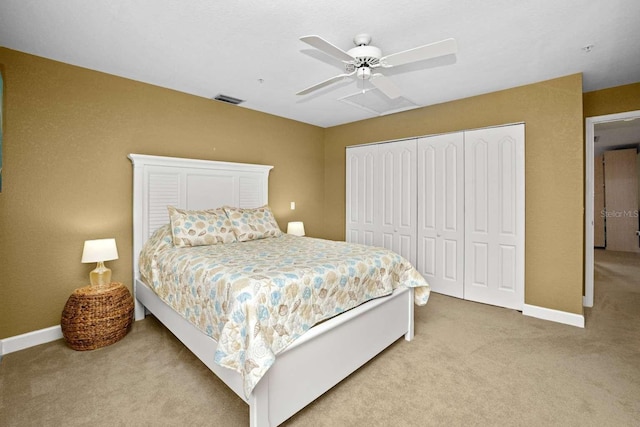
[81,238,119,263]
[287,221,305,236]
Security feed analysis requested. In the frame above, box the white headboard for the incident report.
[128,154,274,285]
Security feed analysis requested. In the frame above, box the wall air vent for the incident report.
[213,94,245,105]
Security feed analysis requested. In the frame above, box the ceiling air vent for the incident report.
[339,88,418,115]
[213,94,245,105]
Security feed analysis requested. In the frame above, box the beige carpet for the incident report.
[2,249,639,426]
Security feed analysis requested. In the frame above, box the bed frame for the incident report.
[129,154,415,426]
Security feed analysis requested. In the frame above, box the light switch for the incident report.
[290,202,296,210]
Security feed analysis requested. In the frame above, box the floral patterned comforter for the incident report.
[139,225,430,397]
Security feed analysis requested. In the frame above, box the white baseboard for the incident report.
[1,325,63,356]
[523,304,585,328]
[0,303,585,357]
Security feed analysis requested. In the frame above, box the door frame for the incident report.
[584,109,640,307]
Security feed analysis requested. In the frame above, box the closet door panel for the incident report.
[382,232,394,250]
[378,140,417,265]
[497,138,518,293]
[363,230,375,246]
[420,237,436,276]
[400,148,415,230]
[381,150,395,232]
[499,245,517,291]
[443,239,458,280]
[499,138,517,236]
[464,124,524,310]
[470,242,488,286]
[399,235,413,260]
[419,145,438,277]
[417,132,464,298]
[346,145,378,245]
[444,144,460,231]
[469,139,489,233]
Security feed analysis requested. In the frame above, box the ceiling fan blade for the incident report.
[300,35,355,63]
[296,72,355,96]
[370,74,402,99]
[380,38,457,68]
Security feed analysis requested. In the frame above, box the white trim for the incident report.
[347,121,526,150]
[1,325,63,356]
[584,110,640,308]
[585,116,595,308]
[522,304,585,328]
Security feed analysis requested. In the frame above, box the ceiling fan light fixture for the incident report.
[356,67,372,80]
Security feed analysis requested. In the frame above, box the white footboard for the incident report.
[135,279,414,426]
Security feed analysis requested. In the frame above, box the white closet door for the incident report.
[346,144,377,246]
[417,132,465,298]
[464,124,525,310]
[378,139,417,265]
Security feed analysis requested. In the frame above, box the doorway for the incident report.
[585,110,640,307]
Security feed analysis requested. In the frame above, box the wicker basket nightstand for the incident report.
[61,282,134,351]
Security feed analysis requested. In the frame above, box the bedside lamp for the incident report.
[81,238,119,286]
[287,221,305,236]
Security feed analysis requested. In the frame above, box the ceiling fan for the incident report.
[296,33,457,99]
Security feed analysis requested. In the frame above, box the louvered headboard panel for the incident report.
[129,154,274,288]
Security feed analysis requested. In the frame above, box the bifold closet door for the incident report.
[378,140,417,265]
[346,144,377,246]
[417,132,465,298]
[464,124,525,310]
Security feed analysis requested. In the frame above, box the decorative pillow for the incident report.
[223,205,282,242]
[167,206,237,247]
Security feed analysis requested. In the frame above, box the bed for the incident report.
[129,153,430,426]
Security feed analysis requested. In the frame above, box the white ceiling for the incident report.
[1,0,639,128]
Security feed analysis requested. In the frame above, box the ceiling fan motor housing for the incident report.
[345,45,382,73]
[353,33,372,46]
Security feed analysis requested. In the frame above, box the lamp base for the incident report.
[89,261,112,286]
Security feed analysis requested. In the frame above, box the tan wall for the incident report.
[0,48,325,338]
[583,82,640,117]
[583,81,640,252]
[4,45,635,338]
[323,74,585,315]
